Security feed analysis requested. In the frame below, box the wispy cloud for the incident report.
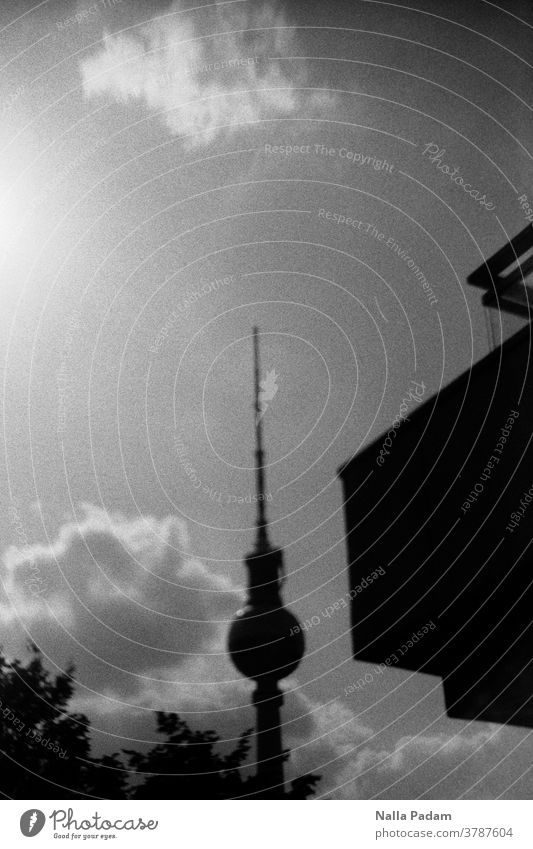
[1,503,242,694]
[328,724,533,799]
[5,504,530,798]
[80,2,333,148]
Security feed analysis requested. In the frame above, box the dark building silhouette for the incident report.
[228,328,305,797]
[468,225,533,318]
[339,228,533,728]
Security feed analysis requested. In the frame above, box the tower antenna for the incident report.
[228,327,305,797]
[253,326,269,553]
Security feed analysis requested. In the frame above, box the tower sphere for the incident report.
[228,602,305,681]
[225,327,306,796]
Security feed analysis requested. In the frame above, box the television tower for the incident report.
[228,327,305,798]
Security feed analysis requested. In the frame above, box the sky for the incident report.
[0,0,532,798]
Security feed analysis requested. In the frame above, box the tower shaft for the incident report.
[253,681,285,798]
[228,327,305,799]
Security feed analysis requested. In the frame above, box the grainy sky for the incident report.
[1,0,532,798]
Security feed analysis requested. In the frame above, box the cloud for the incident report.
[3,504,533,798]
[1,503,243,697]
[78,655,533,800]
[72,663,377,796]
[79,2,333,148]
[326,724,533,799]
[2,504,378,791]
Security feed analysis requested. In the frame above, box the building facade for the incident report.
[339,323,533,727]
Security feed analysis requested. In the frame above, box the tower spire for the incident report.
[253,326,269,553]
[227,326,305,798]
